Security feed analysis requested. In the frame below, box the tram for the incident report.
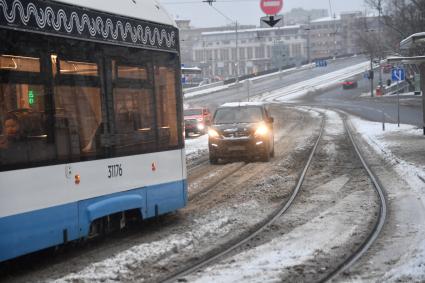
[0,0,187,262]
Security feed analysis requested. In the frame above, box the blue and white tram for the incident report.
[0,0,187,262]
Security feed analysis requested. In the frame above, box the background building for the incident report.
[179,12,378,81]
[193,25,305,79]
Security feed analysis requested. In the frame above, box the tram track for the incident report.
[161,108,388,283]
[188,162,248,201]
[318,114,388,282]
[160,117,326,283]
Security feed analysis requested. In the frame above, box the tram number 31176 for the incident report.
[108,164,123,178]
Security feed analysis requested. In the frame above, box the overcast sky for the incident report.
[161,0,367,28]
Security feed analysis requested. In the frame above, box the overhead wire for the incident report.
[162,0,259,4]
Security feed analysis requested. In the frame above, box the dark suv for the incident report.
[208,102,274,164]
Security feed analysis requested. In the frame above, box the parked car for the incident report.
[184,107,211,137]
[208,102,274,164]
[342,80,358,89]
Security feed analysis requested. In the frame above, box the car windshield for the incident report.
[214,107,263,124]
[184,109,202,116]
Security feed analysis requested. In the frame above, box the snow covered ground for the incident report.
[52,208,249,283]
[185,190,370,283]
[350,118,425,282]
[185,134,209,162]
[184,64,316,99]
[252,61,369,102]
[351,119,425,193]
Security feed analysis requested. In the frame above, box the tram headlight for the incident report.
[208,128,219,138]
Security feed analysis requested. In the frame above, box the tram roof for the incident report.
[54,0,176,27]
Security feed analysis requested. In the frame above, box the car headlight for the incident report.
[197,123,205,130]
[208,128,219,138]
[255,125,269,136]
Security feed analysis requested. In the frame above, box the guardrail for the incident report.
[383,81,409,95]
[183,81,224,94]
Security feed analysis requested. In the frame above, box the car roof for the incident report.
[184,108,206,111]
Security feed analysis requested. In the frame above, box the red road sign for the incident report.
[260,0,283,15]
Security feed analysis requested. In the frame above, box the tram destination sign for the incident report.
[0,0,179,52]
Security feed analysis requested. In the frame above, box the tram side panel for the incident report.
[0,150,186,262]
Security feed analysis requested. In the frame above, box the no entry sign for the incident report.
[260,0,283,15]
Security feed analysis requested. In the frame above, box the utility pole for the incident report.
[370,57,374,97]
[332,12,337,60]
[306,16,311,64]
[421,63,425,135]
[377,0,383,93]
[235,21,239,82]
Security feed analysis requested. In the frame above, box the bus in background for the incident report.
[0,0,187,262]
[181,66,204,88]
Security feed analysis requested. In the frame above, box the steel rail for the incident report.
[160,117,326,283]
[318,116,388,282]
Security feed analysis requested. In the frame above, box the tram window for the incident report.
[0,54,55,168]
[111,58,157,155]
[154,65,179,149]
[116,65,148,80]
[58,60,98,76]
[52,57,103,160]
[0,55,40,73]
[54,86,102,160]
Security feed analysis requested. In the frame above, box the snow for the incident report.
[185,134,209,160]
[351,118,425,193]
[324,111,345,136]
[184,84,231,98]
[221,102,266,107]
[184,63,318,99]
[360,91,423,98]
[52,204,260,283]
[254,61,369,102]
[202,25,301,36]
[185,189,369,283]
[350,117,425,282]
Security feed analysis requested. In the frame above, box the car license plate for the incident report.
[228,146,245,151]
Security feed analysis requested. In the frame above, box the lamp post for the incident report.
[377,0,384,94]
[235,21,239,82]
[305,16,311,64]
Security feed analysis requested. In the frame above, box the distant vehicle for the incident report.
[208,102,274,164]
[184,107,211,137]
[342,80,358,89]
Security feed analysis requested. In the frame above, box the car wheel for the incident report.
[185,131,190,138]
[209,154,218,164]
[260,146,270,162]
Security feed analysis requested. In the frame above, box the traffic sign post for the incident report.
[392,67,406,127]
[260,0,283,27]
[315,59,328,68]
[391,68,405,82]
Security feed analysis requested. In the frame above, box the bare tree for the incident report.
[366,0,425,46]
[354,16,381,58]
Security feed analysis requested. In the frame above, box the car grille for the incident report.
[185,119,198,126]
[222,131,250,138]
